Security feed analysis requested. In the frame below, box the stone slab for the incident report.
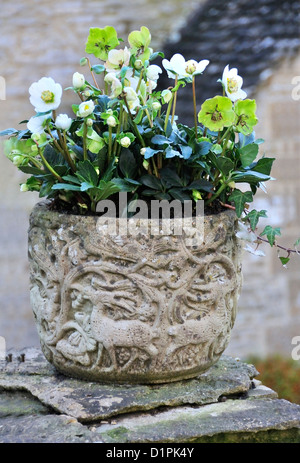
[0,414,101,443]
[0,348,258,423]
[95,398,300,443]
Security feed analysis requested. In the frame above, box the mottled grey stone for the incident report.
[0,391,50,418]
[0,348,257,422]
[96,399,300,443]
[0,414,100,443]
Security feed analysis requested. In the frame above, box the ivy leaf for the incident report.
[261,225,281,246]
[244,209,268,231]
[279,256,290,266]
[228,189,253,217]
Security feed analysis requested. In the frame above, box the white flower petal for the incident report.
[27,113,52,134]
[29,77,62,112]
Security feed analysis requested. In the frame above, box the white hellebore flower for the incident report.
[55,113,72,131]
[120,136,131,148]
[27,113,52,134]
[77,100,95,118]
[123,87,140,113]
[222,65,247,102]
[104,73,123,98]
[29,77,62,112]
[72,72,85,90]
[105,47,130,71]
[146,65,162,82]
[162,54,209,79]
[107,115,117,127]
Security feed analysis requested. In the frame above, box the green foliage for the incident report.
[1,23,293,260]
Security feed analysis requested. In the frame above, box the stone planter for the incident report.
[28,201,242,384]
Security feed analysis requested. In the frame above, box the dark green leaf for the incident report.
[76,160,99,186]
[240,143,259,168]
[209,153,234,176]
[19,166,44,175]
[252,157,275,176]
[244,209,268,231]
[168,188,191,202]
[279,256,290,266]
[232,170,271,184]
[261,225,281,246]
[160,167,183,187]
[187,179,214,193]
[52,183,81,191]
[119,150,137,178]
[228,189,253,217]
[140,174,162,191]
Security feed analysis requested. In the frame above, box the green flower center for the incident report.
[41,90,55,103]
[227,77,238,94]
[185,60,197,75]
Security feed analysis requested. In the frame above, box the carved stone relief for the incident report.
[28,202,242,383]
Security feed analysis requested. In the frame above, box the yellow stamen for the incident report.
[227,78,238,94]
[41,90,55,103]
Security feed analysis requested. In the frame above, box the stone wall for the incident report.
[0,0,299,361]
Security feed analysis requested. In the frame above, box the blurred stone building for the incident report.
[0,0,299,359]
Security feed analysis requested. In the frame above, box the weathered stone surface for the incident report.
[28,201,243,384]
[1,348,299,443]
[0,348,257,422]
[0,391,50,417]
[0,414,100,443]
[96,399,300,443]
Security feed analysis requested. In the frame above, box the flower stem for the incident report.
[87,57,100,90]
[123,95,145,147]
[205,180,228,205]
[192,76,198,137]
[108,126,113,163]
[37,146,63,182]
[83,120,88,160]
[171,75,178,125]
[164,94,174,133]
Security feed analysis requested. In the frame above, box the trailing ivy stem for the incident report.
[36,145,63,182]
[83,119,88,160]
[164,94,174,133]
[171,75,178,125]
[192,76,198,137]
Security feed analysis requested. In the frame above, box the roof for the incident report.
[159,0,300,124]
